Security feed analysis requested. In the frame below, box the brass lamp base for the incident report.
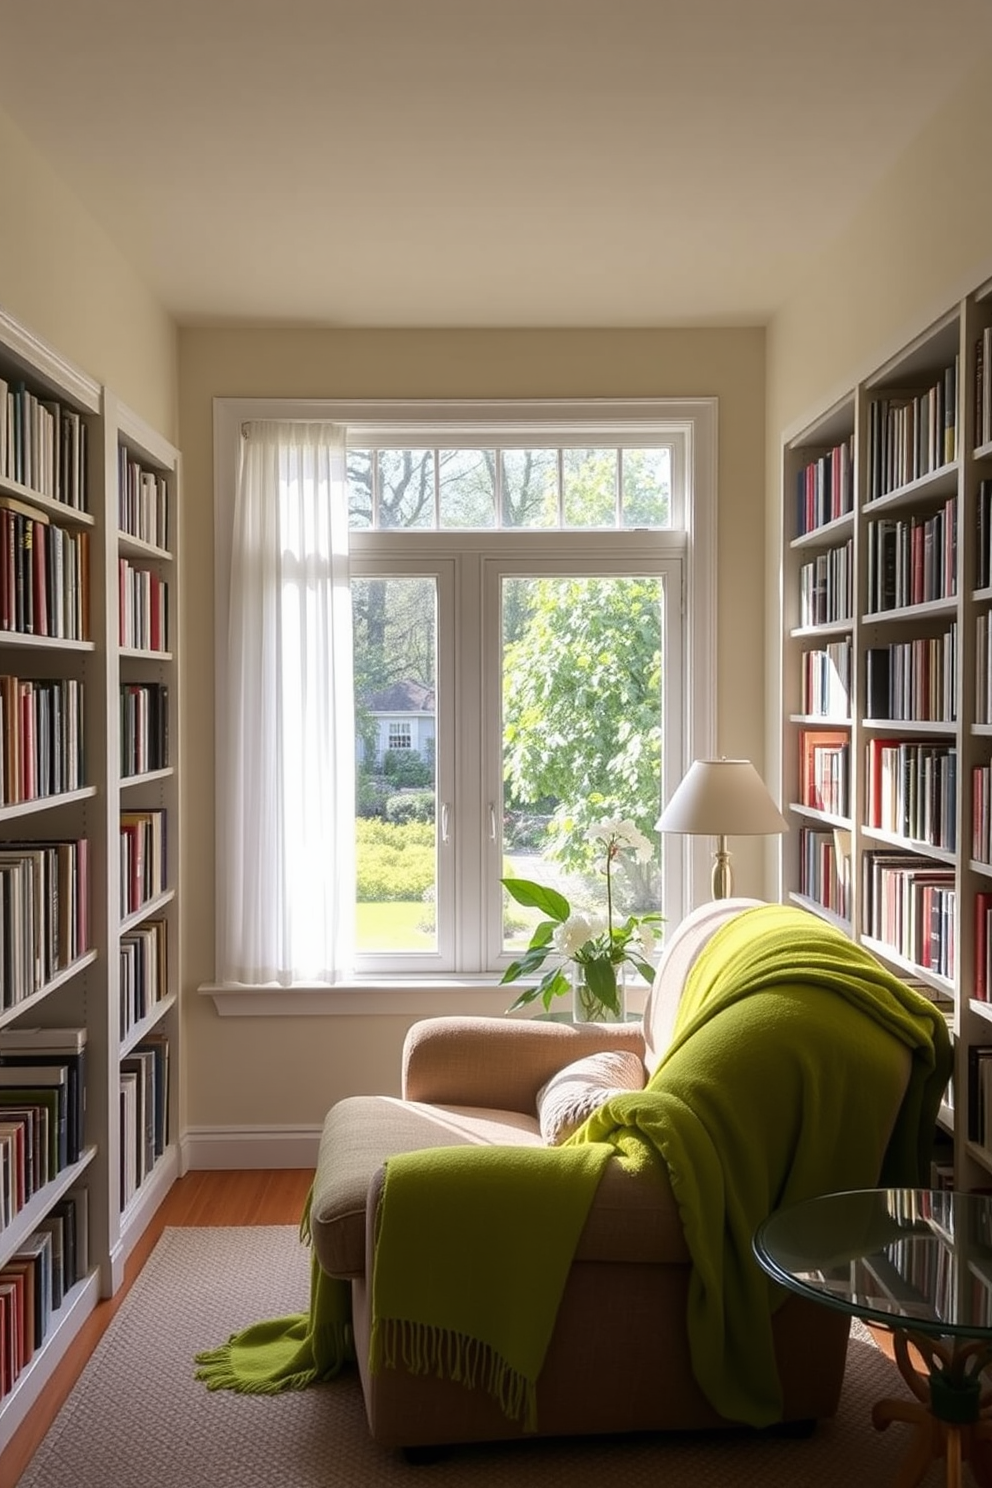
[711,836,733,899]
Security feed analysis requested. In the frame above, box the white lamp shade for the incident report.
[656,758,788,837]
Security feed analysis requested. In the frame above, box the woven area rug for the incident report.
[18,1225,946,1488]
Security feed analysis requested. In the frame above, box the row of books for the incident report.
[974,893,992,1001]
[120,1032,169,1211]
[973,767,992,865]
[0,1185,87,1401]
[119,559,168,652]
[797,825,851,920]
[794,436,854,537]
[0,1027,87,1226]
[798,539,852,627]
[974,612,992,725]
[975,481,992,589]
[0,497,90,640]
[862,850,956,979]
[0,840,89,1008]
[864,738,957,852]
[120,919,168,1039]
[120,683,169,777]
[118,448,169,550]
[120,809,167,918]
[0,675,84,807]
[865,499,957,612]
[801,638,852,719]
[866,362,958,502]
[865,627,958,724]
[798,728,850,816]
[974,330,992,452]
[969,1047,992,1149]
[0,378,88,510]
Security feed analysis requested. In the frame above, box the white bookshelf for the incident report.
[0,307,181,1441]
[779,276,992,1192]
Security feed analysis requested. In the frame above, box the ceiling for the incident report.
[1,0,990,330]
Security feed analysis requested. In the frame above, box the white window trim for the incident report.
[204,396,718,1015]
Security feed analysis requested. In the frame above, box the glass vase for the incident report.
[571,961,627,1024]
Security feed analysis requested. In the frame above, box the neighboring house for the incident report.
[360,680,436,767]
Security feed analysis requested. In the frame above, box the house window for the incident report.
[213,399,717,992]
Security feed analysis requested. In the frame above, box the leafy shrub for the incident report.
[382,749,434,788]
[356,772,391,818]
[356,818,435,901]
[385,790,435,825]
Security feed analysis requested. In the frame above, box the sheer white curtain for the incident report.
[219,421,355,985]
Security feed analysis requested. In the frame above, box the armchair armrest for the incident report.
[402,1015,646,1113]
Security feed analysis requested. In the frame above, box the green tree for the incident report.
[502,576,663,906]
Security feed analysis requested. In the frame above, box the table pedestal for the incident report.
[872,1332,992,1488]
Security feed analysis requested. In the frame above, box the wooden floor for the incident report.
[0,1168,314,1488]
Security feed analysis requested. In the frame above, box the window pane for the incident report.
[353,576,437,952]
[378,450,436,529]
[501,449,558,528]
[501,575,664,954]
[438,449,496,528]
[562,449,618,528]
[347,449,372,529]
[622,448,672,528]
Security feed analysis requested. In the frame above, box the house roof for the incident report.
[366,681,436,714]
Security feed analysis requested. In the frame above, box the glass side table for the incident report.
[754,1188,992,1488]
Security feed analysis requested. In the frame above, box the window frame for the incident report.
[206,397,718,1016]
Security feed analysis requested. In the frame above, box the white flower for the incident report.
[632,923,657,958]
[586,817,654,863]
[613,819,655,862]
[554,914,596,958]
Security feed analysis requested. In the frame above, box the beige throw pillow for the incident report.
[536,1050,646,1146]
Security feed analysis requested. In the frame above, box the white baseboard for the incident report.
[182,1126,323,1170]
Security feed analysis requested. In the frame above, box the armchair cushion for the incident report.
[536,1049,645,1144]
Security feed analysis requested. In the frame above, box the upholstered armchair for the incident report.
[309,899,946,1452]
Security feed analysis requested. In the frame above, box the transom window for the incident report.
[346,446,673,531]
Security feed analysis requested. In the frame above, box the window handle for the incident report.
[489,804,497,843]
[441,802,450,843]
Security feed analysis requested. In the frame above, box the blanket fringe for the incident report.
[369,1317,537,1432]
[194,1340,319,1395]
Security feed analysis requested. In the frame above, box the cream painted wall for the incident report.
[0,105,177,439]
[178,327,766,1130]
[765,53,992,823]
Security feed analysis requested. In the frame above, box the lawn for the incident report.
[356,900,434,951]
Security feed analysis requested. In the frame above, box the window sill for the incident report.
[198,979,649,1019]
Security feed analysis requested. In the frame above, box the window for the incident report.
[212,400,717,996]
[387,722,413,750]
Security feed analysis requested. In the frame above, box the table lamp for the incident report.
[655,757,788,899]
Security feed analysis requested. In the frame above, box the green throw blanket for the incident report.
[567,901,952,1426]
[195,1142,611,1431]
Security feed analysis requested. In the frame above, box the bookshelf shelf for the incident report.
[0,309,181,1442]
[780,277,992,1194]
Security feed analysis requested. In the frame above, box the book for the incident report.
[0,1026,86,1164]
[0,1066,68,1170]
[0,1088,58,1180]
[1,1257,36,1360]
[65,1183,89,1281]
[33,1212,64,1310]
[13,1229,52,1345]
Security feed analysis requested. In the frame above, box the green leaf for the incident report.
[626,954,657,985]
[501,877,570,922]
[540,968,571,1008]
[581,957,619,1016]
